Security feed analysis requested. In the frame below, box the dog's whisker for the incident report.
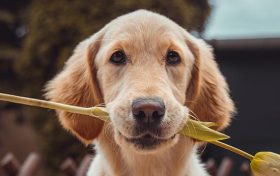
[188,114,200,121]
[94,103,106,107]
[189,109,200,121]
[199,142,208,155]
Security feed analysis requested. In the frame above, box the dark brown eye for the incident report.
[166,50,181,65]
[110,50,127,65]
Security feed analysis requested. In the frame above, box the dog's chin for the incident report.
[115,132,179,154]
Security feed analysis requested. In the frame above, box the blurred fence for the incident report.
[205,157,252,176]
[0,153,91,176]
[0,152,253,176]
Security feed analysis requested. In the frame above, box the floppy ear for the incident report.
[185,35,235,131]
[45,33,104,145]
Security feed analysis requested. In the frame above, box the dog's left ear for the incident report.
[185,34,235,131]
[45,32,104,145]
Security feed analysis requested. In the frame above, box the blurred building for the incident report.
[203,0,280,174]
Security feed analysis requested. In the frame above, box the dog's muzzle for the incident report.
[122,97,175,149]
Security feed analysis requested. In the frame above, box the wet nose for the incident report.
[132,97,165,125]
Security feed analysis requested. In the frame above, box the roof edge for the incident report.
[206,38,280,50]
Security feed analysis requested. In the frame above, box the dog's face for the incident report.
[46,10,235,153]
[95,16,195,152]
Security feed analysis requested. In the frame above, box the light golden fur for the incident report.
[46,10,235,176]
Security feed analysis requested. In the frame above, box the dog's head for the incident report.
[46,10,235,153]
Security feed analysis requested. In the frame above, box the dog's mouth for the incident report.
[119,132,177,150]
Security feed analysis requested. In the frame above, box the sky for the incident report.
[203,0,280,39]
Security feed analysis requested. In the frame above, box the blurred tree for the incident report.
[0,0,29,98]
[0,0,28,59]
[12,0,211,174]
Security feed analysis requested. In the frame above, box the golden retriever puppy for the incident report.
[46,10,235,176]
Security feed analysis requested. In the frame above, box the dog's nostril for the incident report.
[134,110,145,120]
[152,111,163,120]
[132,97,165,124]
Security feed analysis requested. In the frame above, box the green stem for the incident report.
[0,93,109,122]
[210,140,254,160]
[0,93,93,117]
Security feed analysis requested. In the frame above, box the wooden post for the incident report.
[18,152,41,176]
[60,158,77,176]
[217,157,233,176]
[240,162,252,176]
[0,153,20,176]
[205,158,217,176]
[76,155,92,176]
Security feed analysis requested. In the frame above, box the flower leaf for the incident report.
[180,119,230,142]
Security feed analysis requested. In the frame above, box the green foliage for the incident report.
[0,1,28,57]
[12,0,211,174]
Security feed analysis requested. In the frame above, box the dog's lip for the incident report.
[119,132,176,148]
[125,134,176,141]
[119,131,176,140]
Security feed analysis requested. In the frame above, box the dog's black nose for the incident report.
[132,97,165,125]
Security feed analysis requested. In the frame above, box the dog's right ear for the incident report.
[184,32,235,131]
[45,32,104,145]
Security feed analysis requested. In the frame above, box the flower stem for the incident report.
[0,93,110,122]
[210,140,254,160]
[0,93,92,116]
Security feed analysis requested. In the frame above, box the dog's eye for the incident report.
[166,50,181,65]
[110,50,127,65]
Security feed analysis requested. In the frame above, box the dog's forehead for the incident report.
[102,10,184,44]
